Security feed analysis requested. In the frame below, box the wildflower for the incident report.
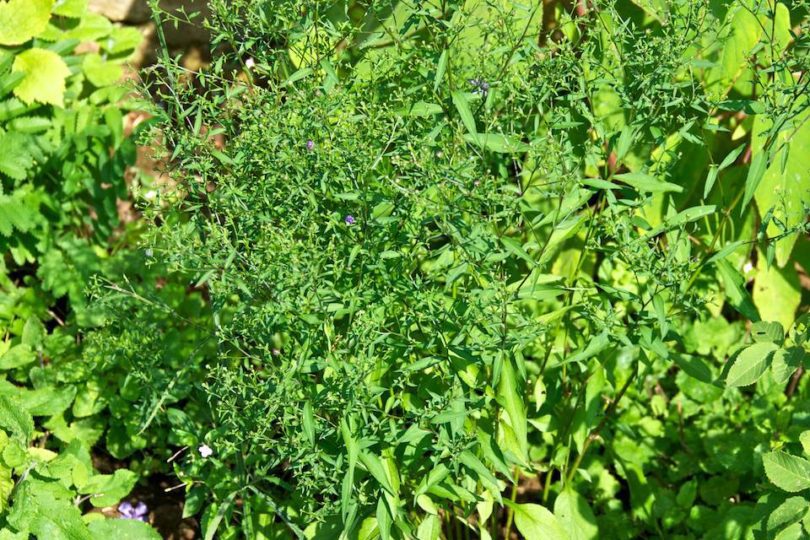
[306,139,315,151]
[344,215,356,225]
[144,248,153,258]
[199,444,214,458]
[119,501,148,522]
[469,78,490,96]
[272,348,281,356]
[245,57,255,69]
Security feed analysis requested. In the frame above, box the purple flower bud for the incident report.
[344,215,356,225]
[306,139,315,151]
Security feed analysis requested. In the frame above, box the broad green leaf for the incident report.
[725,342,778,387]
[772,348,805,386]
[752,107,810,265]
[82,54,122,87]
[52,0,86,18]
[753,260,801,330]
[416,515,441,540]
[79,469,138,507]
[751,321,785,344]
[705,3,762,98]
[0,0,53,45]
[766,495,809,535]
[12,48,70,107]
[88,518,161,540]
[763,451,810,492]
[613,172,683,193]
[507,502,569,540]
[376,498,391,540]
[0,344,35,369]
[0,395,33,442]
[359,451,395,495]
[554,488,598,540]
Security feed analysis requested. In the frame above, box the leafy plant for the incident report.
[100,0,810,538]
[0,0,174,536]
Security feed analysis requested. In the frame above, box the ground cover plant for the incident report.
[3,0,810,539]
[0,0,205,537]
[107,0,809,537]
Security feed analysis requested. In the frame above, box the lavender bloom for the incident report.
[306,139,315,151]
[344,215,356,225]
[468,78,490,96]
[119,501,148,522]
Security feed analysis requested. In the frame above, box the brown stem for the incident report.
[787,366,804,398]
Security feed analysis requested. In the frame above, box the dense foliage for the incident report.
[3,0,810,539]
[0,0,174,537]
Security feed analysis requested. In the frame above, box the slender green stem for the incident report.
[504,468,521,536]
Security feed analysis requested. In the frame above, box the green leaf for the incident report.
[0,0,53,45]
[82,54,122,87]
[88,518,161,540]
[52,0,87,18]
[506,502,569,540]
[753,257,801,330]
[416,515,441,540]
[463,133,529,153]
[451,91,477,139]
[0,344,35,369]
[613,172,683,193]
[497,357,527,462]
[302,401,315,446]
[801,432,810,456]
[752,104,810,265]
[0,395,33,443]
[716,259,760,322]
[751,321,785,344]
[79,469,138,507]
[725,342,778,387]
[554,488,598,540]
[772,347,805,386]
[763,451,810,493]
[12,48,71,107]
[359,451,395,495]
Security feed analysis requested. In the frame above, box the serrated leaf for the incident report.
[82,53,122,87]
[80,469,138,507]
[12,48,70,107]
[763,451,810,492]
[772,347,805,386]
[751,321,785,344]
[0,0,54,45]
[726,342,778,387]
[88,518,161,540]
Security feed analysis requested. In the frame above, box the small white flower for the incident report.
[198,444,213,458]
[245,57,255,68]
[743,261,753,273]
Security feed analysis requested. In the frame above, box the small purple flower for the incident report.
[469,78,490,96]
[344,215,356,225]
[306,139,315,151]
[119,501,148,522]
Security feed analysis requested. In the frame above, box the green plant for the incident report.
[106,0,810,538]
[0,0,176,536]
